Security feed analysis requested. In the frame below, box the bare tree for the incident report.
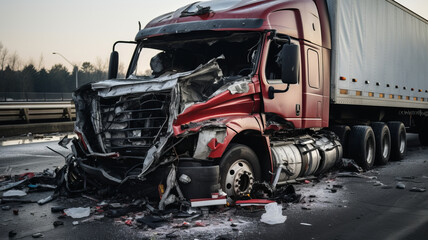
[8,51,20,71]
[0,45,8,71]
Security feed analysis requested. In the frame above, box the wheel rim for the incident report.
[366,137,375,165]
[382,134,390,159]
[399,131,406,154]
[224,159,254,197]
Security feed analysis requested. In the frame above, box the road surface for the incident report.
[0,134,427,239]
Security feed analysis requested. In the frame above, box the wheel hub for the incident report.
[224,160,254,197]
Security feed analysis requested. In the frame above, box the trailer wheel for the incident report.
[219,144,260,198]
[388,122,406,161]
[331,125,351,157]
[371,122,391,165]
[349,126,376,170]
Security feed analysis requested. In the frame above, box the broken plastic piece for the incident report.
[260,203,287,225]
[179,174,191,184]
[300,223,312,226]
[235,199,275,207]
[3,190,27,197]
[190,196,227,207]
[64,207,91,219]
[72,221,79,226]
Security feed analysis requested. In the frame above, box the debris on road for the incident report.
[396,182,406,189]
[409,187,426,192]
[64,207,91,219]
[300,223,312,226]
[260,203,287,225]
[32,233,43,238]
[3,189,27,197]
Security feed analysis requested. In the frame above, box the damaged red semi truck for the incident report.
[70,0,428,204]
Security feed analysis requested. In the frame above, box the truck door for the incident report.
[260,36,303,129]
[302,44,325,128]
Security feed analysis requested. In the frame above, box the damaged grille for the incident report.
[99,92,170,157]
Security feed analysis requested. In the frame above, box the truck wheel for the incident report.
[387,122,406,161]
[331,125,351,157]
[371,122,391,165]
[219,144,260,198]
[349,126,376,170]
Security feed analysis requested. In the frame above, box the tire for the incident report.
[388,121,406,161]
[219,144,260,198]
[371,122,391,165]
[348,126,376,170]
[331,125,351,158]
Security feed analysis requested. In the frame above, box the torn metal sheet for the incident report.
[193,128,227,159]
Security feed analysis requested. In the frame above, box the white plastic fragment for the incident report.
[3,190,27,197]
[72,221,79,226]
[300,223,312,226]
[260,203,287,225]
[179,174,191,184]
[64,207,91,219]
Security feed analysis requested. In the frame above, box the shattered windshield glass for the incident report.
[129,32,261,79]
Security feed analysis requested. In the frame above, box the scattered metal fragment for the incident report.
[38,194,56,205]
[396,182,406,189]
[0,179,27,191]
[32,233,43,238]
[409,187,426,192]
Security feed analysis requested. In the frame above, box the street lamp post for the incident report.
[52,52,79,89]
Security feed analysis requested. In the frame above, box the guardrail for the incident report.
[0,101,75,123]
[0,92,73,102]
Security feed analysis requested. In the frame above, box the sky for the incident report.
[0,0,427,72]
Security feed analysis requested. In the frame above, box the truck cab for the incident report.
[70,0,425,204]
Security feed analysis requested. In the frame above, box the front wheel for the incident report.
[219,144,260,198]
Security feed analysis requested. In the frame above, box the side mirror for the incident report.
[280,44,300,84]
[108,51,119,79]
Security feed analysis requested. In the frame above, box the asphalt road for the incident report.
[0,134,427,240]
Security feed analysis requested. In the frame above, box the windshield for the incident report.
[128,32,261,79]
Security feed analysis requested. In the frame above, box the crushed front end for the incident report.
[69,31,262,205]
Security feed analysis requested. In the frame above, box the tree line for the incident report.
[0,42,125,96]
